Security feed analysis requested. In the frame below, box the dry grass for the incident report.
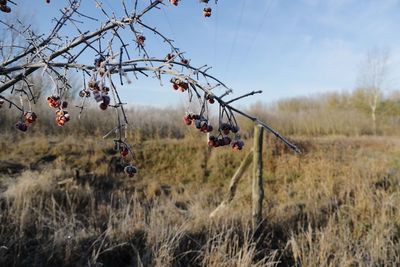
[0,134,400,266]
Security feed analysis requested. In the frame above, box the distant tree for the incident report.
[355,48,390,135]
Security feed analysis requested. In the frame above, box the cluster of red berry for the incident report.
[15,112,38,132]
[171,78,189,92]
[165,53,189,65]
[183,114,214,133]
[208,135,231,147]
[24,111,37,124]
[83,57,111,110]
[55,109,70,126]
[119,144,129,158]
[208,123,245,150]
[47,96,70,126]
[87,81,111,110]
[47,95,61,109]
[208,136,244,150]
[114,140,138,177]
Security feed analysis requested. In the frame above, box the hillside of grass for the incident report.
[1,133,400,266]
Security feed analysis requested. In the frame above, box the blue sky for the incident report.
[9,0,400,107]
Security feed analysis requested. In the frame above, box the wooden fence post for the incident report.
[252,124,264,230]
[209,150,253,218]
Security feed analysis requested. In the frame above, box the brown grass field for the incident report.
[1,129,400,266]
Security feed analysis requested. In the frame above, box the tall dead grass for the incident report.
[1,135,400,266]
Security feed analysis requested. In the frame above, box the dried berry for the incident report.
[62,101,68,109]
[203,7,212,17]
[200,121,209,132]
[183,115,192,125]
[94,56,105,68]
[231,125,240,134]
[223,136,232,145]
[99,102,108,110]
[232,140,244,150]
[0,5,11,13]
[88,81,99,91]
[25,112,37,124]
[94,92,103,102]
[137,35,146,45]
[221,123,231,135]
[56,113,70,126]
[207,95,215,104]
[169,0,179,6]
[15,121,27,132]
[124,165,138,177]
[120,146,129,157]
[47,96,61,108]
[166,53,174,61]
[102,95,111,105]
[208,136,217,147]
[195,120,202,129]
[178,82,188,92]
[79,90,90,98]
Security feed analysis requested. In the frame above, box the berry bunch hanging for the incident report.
[15,102,38,132]
[0,0,301,180]
[207,106,245,150]
[84,56,112,111]
[56,102,70,126]
[113,140,138,178]
[47,95,61,109]
[183,113,214,133]
[24,111,37,124]
[171,77,189,92]
[46,95,70,126]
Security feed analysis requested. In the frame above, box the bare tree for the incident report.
[0,0,299,174]
[356,48,389,135]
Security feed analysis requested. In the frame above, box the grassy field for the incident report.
[1,133,400,267]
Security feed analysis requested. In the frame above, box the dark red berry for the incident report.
[124,165,138,177]
[15,121,28,132]
[99,102,108,110]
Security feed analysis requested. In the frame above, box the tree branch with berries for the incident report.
[0,0,300,177]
